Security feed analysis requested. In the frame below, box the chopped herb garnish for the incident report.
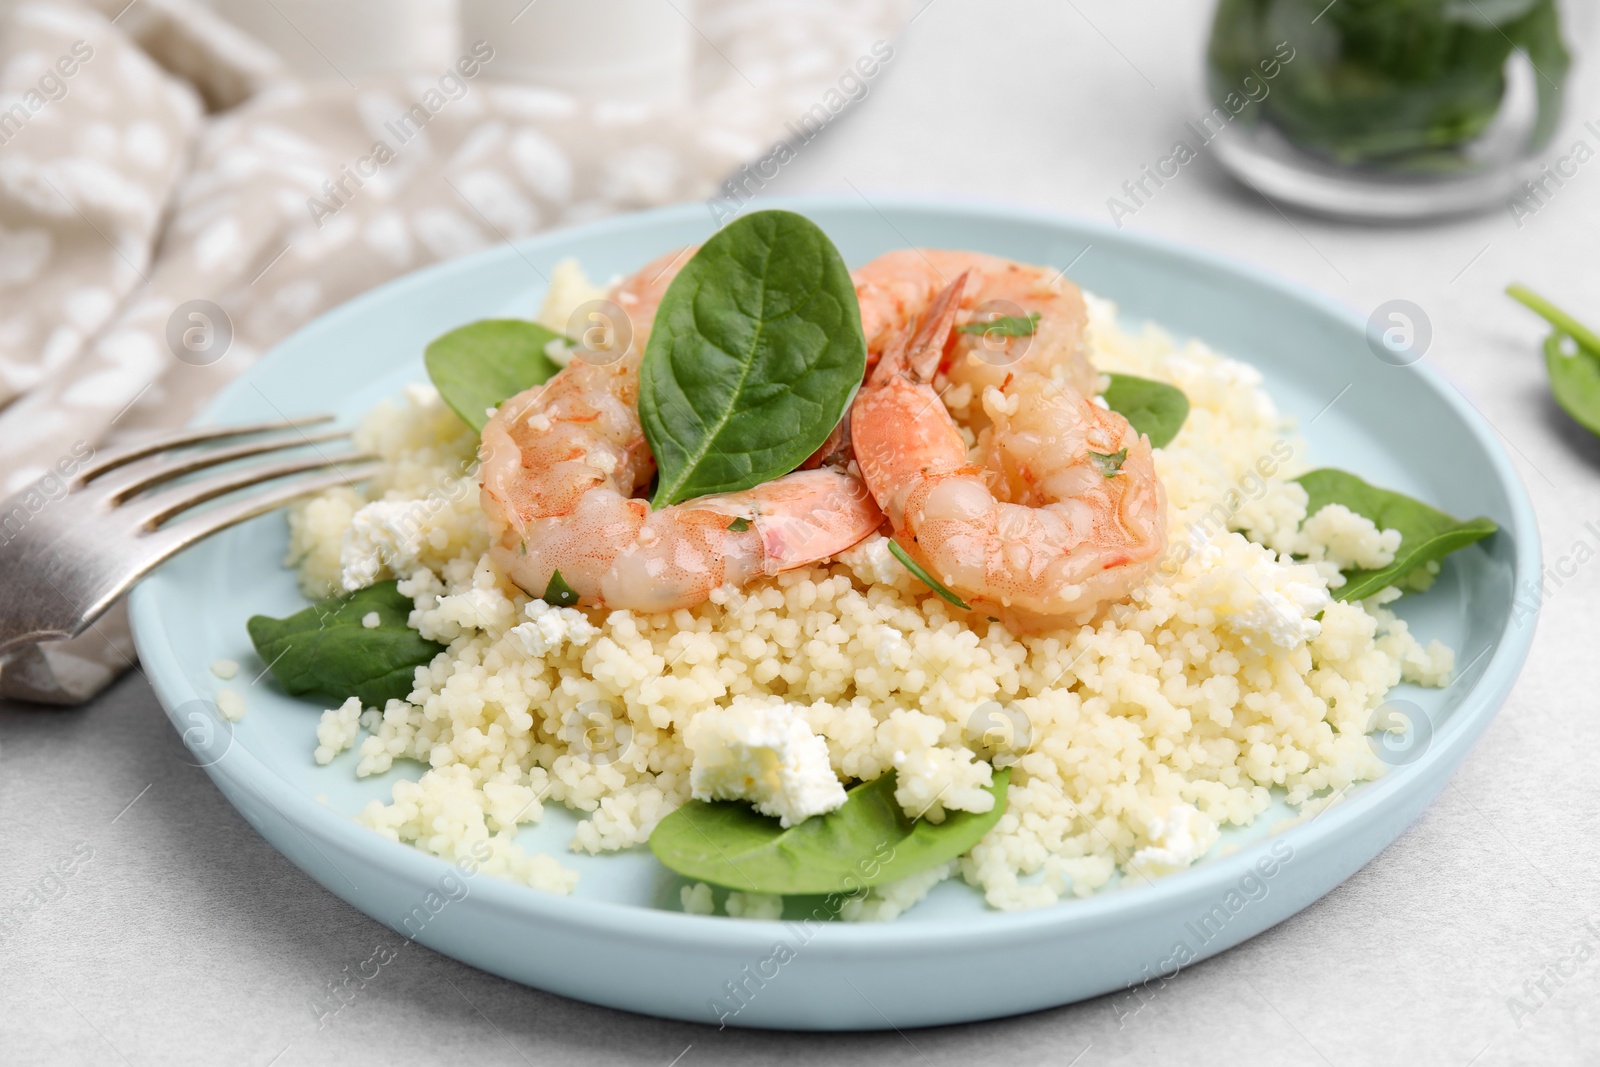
[886,539,971,611]
[1089,448,1128,477]
[542,569,580,608]
[727,517,751,532]
[955,311,1040,339]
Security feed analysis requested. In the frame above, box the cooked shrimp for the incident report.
[852,249,1099,400]
[851,273,1167,630]
[479,249,882,613]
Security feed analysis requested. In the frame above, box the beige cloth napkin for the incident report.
[0,0,909,703]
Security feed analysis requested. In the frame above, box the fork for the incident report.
[0,416,378,657]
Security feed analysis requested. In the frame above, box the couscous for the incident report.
[256,214,1475,919]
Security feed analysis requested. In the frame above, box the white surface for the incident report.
[3,1,1597,1062]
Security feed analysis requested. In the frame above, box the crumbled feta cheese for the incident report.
[1127,803,1219,880]
[510,599,599,657]
[210,658,239,680]
[1192,542,1331,650]
[215,687,245,722]
[338,499,436,591]
[685,700,846,828]
[431,586,514,634]
[361,611,380,629]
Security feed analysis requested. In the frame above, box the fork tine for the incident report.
[75,415,337,485]
[123,451,376,530]
[82,461,385,629]
[151,460,384,553]
[94,428,351,505]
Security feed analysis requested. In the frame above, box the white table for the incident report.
[4,2,1595,1062]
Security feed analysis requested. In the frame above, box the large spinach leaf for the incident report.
[1294,469,1496,601]
[649,769,1009,895]
[247,580,444,708]
[425,319,564,432]
[638,210,866,507]
[1102,373,1189,449]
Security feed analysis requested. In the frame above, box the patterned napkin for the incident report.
[0,0,909,703]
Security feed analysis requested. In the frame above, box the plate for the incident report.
[128,196,1538,1030]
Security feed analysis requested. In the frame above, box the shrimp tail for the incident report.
[869,271,969,387]
[906,270,968,382]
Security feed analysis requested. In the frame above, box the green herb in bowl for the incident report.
[1208,0,1572,172]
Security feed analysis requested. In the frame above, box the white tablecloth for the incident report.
[2,1,1594,1062]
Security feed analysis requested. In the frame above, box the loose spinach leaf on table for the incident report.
[638,209,866,507]
[247,580,444,708]
[1507,284,1600,439]
[1294,469,1497,602]
[649,769,1009,895]
[1102,373,1189,449]
[425,319,564,432]
[1541,333,1600,439]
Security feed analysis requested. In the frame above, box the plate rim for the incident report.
[128,192,1542,951]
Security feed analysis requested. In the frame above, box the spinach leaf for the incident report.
[1507,285,1600,438]
[955,311,1040,338]
[247,581,444,708]
[887,539,971,611]
[649,769,1008,895]
[1542,333,1600,439]
[638,210,866,507]
[1102,373,1189,448]
[1294,469,1496,601]
[425,319,564,432]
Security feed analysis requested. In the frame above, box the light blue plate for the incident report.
[128,196,1538,1030]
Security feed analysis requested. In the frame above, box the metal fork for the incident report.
[0,416,378,657]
